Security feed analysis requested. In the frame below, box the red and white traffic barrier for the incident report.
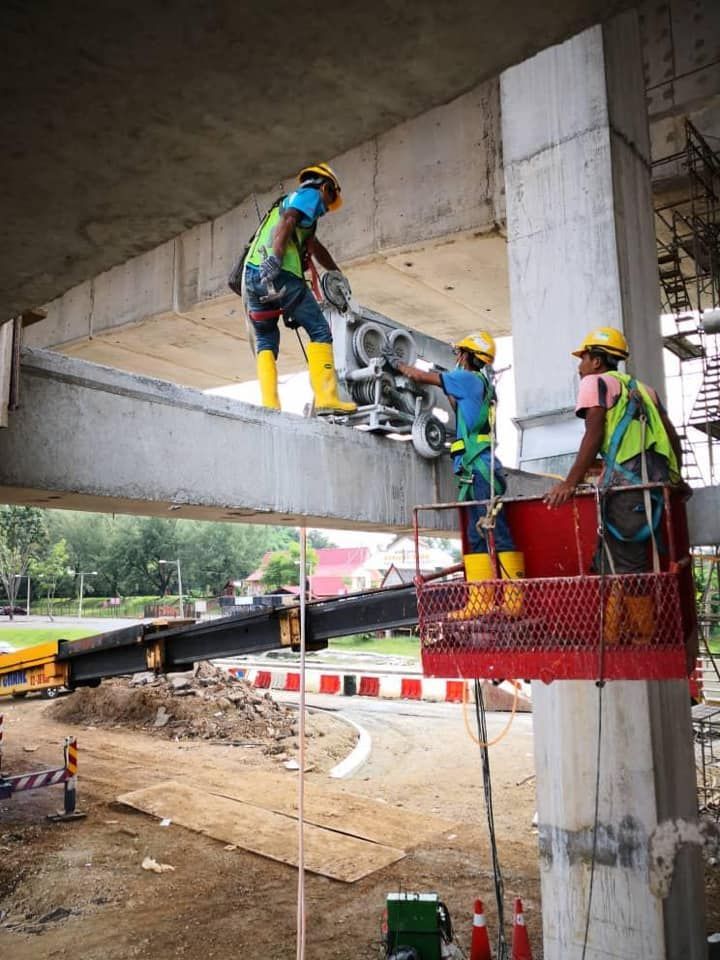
[0,729,85,821]
[231,667,532,709]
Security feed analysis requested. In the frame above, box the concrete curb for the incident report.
[328,713,372,779]
[227,665,532,712]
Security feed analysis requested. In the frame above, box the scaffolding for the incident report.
[653,121,720,487]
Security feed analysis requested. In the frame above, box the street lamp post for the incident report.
[159,559,183,618]
[69,570,97,619]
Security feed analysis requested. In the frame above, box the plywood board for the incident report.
[212,771,456,850]
[118,780,404,883]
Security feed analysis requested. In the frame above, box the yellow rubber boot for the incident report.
[257,350,280,410]
[307,342,357,414]
[498,550,525,616]
[603,582,624,646]
[624,595,655,646]
[450,552,495,620]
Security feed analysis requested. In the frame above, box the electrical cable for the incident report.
[474,678,509,960]
[462,679,519,747]
[580,491,608,960]
[294,327,309,363]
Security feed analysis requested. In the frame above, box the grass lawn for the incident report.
[0,626,94,649]
[329,634,420,658]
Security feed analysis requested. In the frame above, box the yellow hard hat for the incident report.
[453,331,496,365]
[298,162,343,211]
[571,326,629,360]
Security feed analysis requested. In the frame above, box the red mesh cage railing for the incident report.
[418,572,685,682]
[414,488,697,683]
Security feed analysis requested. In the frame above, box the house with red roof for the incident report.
[242,546,376,599]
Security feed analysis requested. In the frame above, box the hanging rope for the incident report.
[296,527,308,960]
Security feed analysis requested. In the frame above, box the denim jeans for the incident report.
[465,470,515,553]
[245,266,332,357]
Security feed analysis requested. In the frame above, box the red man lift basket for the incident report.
[414,487,697,683]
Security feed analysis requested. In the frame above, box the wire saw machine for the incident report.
[317,272,456,459]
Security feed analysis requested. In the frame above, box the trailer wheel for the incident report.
[411,412,446,459]
[41,687,60,700]
[11,691,28,699]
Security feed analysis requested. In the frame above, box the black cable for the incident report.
[474,678,509,960]
[294,327,308,363]
[580,494,608,959]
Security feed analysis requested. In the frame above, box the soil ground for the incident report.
[0,683,717,959]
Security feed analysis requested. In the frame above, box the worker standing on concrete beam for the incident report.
[544,326,686,576]
[242,163,356,415]
[386,332,523,597]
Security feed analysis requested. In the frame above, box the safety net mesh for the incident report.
[418,572,687,682]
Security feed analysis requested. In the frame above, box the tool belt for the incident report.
[450,433,491,456]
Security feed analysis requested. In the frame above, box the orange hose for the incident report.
[461,678,519,747]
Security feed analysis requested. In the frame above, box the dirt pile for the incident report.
[49,662,298,752]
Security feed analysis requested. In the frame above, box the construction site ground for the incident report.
[0,675,717,959]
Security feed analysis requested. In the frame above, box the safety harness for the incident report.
[451,370,506,503]
[599,373,676,571]
[229,194,316,328]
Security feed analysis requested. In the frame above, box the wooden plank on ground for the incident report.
[118,780,404,883]
[211,771,456,849]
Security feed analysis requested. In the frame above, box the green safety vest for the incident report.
[246,197,317,279]
[450,370,505,501]
[602,372,679,482]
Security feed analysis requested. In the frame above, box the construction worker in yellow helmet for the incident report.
[544,326,686,640]
[237,163,356,414]
[385,332,524,610]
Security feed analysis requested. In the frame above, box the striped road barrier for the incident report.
[227,667,532,710]
[0,729,86,821]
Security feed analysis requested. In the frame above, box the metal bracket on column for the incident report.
[1,309,46,427]
[513,406,582,475]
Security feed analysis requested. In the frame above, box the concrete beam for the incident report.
[3,0,643,320]
[25,81,509,388]
[0,348,464,531]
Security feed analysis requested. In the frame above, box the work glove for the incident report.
[258,254,281,284]
[381,345,403,371]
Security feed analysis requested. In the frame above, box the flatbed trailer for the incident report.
[0,584,419,698]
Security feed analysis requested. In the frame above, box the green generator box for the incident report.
[386,892,442,959]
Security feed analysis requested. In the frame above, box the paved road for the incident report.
[0,615,145,632]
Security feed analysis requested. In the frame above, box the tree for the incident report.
[30,539,70,619]
[262,542,318,592]
[0,506,48,619]
[307,529,336,550]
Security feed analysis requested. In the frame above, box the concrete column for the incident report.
[502,13,664,476]
[501,15,706,960]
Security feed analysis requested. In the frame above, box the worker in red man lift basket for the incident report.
[384,331,524,616]
[544,326,689,643]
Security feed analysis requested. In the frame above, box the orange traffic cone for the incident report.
[511,898,532,960]
[470,898,492,960]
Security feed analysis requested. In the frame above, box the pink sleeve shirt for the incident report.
[576,374,658,418]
